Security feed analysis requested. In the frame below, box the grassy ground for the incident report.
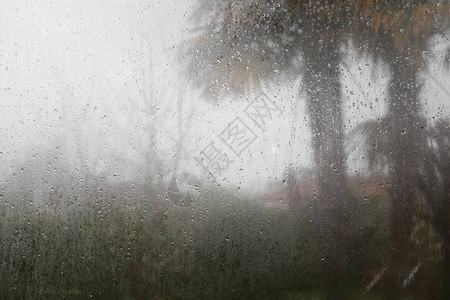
[0,184,444,299]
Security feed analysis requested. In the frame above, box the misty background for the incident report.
[1,0,448,190]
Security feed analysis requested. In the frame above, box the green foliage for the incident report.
[0,179,445,299]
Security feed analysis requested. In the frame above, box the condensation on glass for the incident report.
[0,1,449,299]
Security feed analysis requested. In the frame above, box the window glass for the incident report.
[1,1,449,299]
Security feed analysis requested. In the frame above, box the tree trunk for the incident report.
[383,49,426,300]
[440,174,450,300]
[428,120,450,300]
[303,35,349,299]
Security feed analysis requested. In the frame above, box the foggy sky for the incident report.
[1,0,449,191]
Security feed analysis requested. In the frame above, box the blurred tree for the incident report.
[186,0,449,298]
[419,119,450,299]
[352,1,449,298]
[185,1,360,297]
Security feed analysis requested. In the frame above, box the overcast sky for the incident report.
[1,0,449,192]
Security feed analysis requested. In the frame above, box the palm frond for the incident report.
[182,0,303,98]
[351,0,450,64]
[183,0,450,98]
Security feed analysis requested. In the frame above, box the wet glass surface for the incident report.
[1,1,449,299]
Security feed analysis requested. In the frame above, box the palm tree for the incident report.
[410,119,450,299]
[186,0,449,297]
[351,1,450,298]
[186,1,362,297]
[420,119,450,299]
